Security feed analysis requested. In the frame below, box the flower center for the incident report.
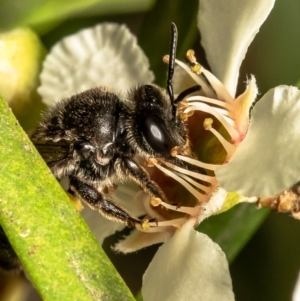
[139,50,252,232]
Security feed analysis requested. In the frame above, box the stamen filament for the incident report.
[136,224,172,233]
[200,67,235,104]
[187,96,233,111]
[214,107,230,116]
[159,200,201,216]
[185,103,240,141]
[161,160,215,184]
[208,128,236,156]
[150,217,187,228]
[154,162,207,202]
[176,154,218,171]
[174,59,215,98]
[174,172,211,194]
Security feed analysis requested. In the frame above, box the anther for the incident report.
[163,55,170,64]
[144,158,158,167]
[170,146,182,157]
[141,219,151,230]
[177,99,189,113]
[203,118,236,156]
[150,197,162,207]
[179,111,194,121]
[190,63,201,74]
[186,49,197,63]
[203,118,214,130]
[186,49,202,74]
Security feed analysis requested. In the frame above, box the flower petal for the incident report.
[216,86,300,197]
[293,272,300,301]
[82,183,147,245]
[198,0,275,96]
[114,229,172,253]
[232,75,258,139]
[38,23,154,106]
[142,220,234,301]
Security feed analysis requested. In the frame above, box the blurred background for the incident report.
[0,0,300,300]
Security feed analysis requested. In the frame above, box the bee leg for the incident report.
[69,177,142,227]
[120,157,168,203]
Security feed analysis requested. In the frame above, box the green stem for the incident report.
[0,97,134,301]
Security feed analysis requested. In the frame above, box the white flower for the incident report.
[37,0,299,299]
[293,272,300,301]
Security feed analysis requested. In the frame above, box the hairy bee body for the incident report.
[32,84,189,227]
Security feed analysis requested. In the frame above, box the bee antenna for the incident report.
[174,85,202,106]
[167,22,177,105]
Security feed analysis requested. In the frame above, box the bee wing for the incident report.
[34,141,70,165]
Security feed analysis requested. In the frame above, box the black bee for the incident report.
[31,23,201,228]
[0,23,201,271]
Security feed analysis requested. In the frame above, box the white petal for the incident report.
[173,66,197,95]
[82,207,124,245]
[200,187,227,222]
[293,272,300,301]
[142,221,234,301]
[114,229,172,253]
[38,23,154,106]
[82,183,147,245]
[216,86,300,197]
[198,0,275,97]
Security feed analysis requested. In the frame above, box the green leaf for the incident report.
[0,0,154,35]
[197,203,269,263]
[138,0,199,87]
[0,98,134,301]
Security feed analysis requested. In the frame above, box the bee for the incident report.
[31,23,200,228]
[0,23,201,270]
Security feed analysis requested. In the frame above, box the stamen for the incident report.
[174,59,215,98]
[203,117,213,130]
[170,146,182,157]
[135,223,171,233]
[150,217,186,228]
[163,54,170,64]
[186,49,197,64]
[185,49,234,104]
[136,217,188,232]
[177,99,189,113]
[150,197,162,207]
[203,118,236,156]
[141,219,151,230]
[174,172,211,194]
[176,154,218,171]
[179,110,194,121]
[184,103,240,142]
[187,95,233,111]
[214,108,230,117]
[153,162,207,202]
[144,158,158,167]
[160,160,215,184]
[158,200,201,216]
[200,67,234,104]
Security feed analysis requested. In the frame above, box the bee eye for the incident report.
[141,115,176,157]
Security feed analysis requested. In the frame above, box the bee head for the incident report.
[132,84,186,159]
[130,23,200,160]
